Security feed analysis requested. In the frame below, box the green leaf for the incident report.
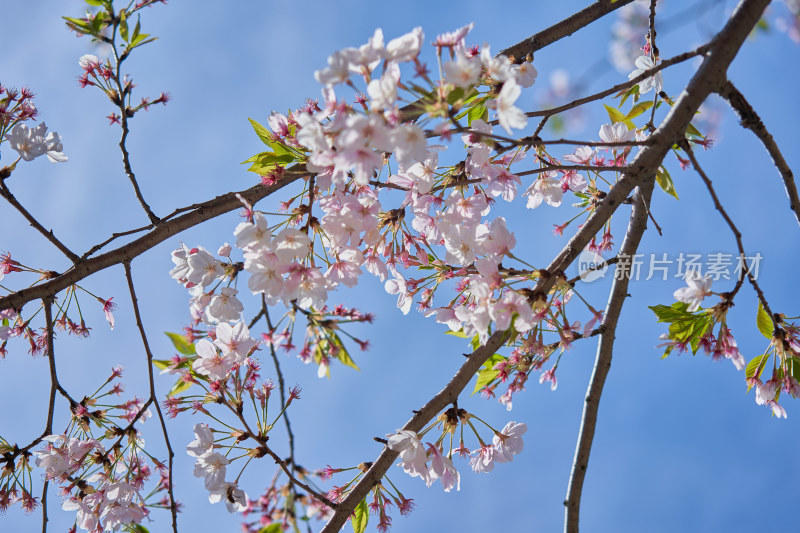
[467,103,488,126]
[90,11,107,34]
[626,100,654,120]
[470,333,481,351]
[473,367,499,394]
[165,332,195,355]
[244,150,296,174]
[650,302,713,356]
[153,358,191,372]
[650,302,693,322]
[745,353,770,384]
[656,165,679,200]
[472,354,505,394]
[604,104,627,124]
[63,16,94,35]
[130,34,155,48]
[790,357,800,384]
[131,17,141,43]
[152,359,171,370]
[130,525,150,533]
[352,498,369,533]
[257,524,282,533]
[445,329,469,339]
[447,87,465,105]
[168,378,193,397]
[85,0,106,5]
[756,301,773,339]
[685,122,704,138]
[119,10,129,42]
[248,118,274,145]
[332,333,359,371]
[618,85,640,107]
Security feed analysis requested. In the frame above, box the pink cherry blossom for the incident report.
[493,421,527,463]
[192,339,234,381]
[673,270,713,312]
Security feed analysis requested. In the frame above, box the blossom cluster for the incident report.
[0,367,172,531]
[386,418,526,492]
[186,423,247,513]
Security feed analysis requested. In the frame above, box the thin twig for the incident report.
[262,297,296,480]
[41,297,59,533]
[682,143,779,330]
[111,27,159,225]
[717,80,800,228]
[523,45,710,119]
[563,177,654,533]
[80,223,154,261]
[123,262,178,532]
[0,180,80,263]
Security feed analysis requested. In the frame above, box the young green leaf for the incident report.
[467,103,488,126]
[625,100,654,120]
[604,104,627,124]
[756,301,773,339]
[165,332,195,355]
[119,10,129,42]
[352,498,369,533]
[168,378,193,397]
[656,165,679,200]
[745,353,770,385]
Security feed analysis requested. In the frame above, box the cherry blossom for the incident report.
[208,481,247,512]
[213,321,256,361]
[493,421,527,462]
[426,445,460,492]
[192,339,235,381]
[193,451,230,490]
[387,429,430,482]
[491,79,528,134]
[186,423,215,458]
[673,270,713,311]
[628,55,664,94]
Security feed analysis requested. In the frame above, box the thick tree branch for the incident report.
[0,168,306,312]
[319,329,508,533]
[563,177,655,533]
[717,80,800,228]
[322,1,770,529]
[399,0,635,122]
[499,0,636,61]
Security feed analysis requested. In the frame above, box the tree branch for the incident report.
[399,0,636,122]
[111,27,160,226]
[563,177,654,533]
[500,0,637,61]
[717,80,800,228]
[0,179,80,263]
[524,45,709,119]
[321,1,771,529]
[683,143,779,330]
[319,329,508,533]
[0,168,306,312]
[123,262,178,533]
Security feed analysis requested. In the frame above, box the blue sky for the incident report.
[1,1,799,532]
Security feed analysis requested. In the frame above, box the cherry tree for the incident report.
[1,1,799,532]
